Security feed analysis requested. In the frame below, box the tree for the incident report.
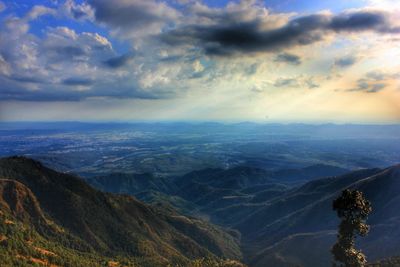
[331,189,372,267]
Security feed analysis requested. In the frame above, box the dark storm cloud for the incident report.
[90,0,156,27]
[87,0,178,30]
[162,10,399,56]
[162,18,324,55]
[334,56,357,68]
[275,53,302,65]
[62,77,94,86]
[103,53,134,69]
[330,11,391,32]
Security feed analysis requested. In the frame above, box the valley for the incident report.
[1,122,400,266]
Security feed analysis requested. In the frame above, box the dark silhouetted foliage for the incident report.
[332,189,372,267]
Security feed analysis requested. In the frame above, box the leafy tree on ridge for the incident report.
[332,189,372,267]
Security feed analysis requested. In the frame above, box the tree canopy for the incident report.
[332,189,372,267]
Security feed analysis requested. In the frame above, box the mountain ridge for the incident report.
[0,156,244,267]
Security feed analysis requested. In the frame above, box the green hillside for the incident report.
[0,156,245,267]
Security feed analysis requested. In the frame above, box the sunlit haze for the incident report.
[0,0,399,123]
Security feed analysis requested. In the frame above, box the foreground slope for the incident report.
[0,156,244,267]
[0,179,118,266]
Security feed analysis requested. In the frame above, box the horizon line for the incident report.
[1,120,400,126]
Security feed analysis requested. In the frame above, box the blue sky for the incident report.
[0,0,399,122]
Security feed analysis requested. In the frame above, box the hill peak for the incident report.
[0,156,47,173]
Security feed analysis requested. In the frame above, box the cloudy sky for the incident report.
[0,0,399,123]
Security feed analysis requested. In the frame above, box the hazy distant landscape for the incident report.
[1,122,400,178]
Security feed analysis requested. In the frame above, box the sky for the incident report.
[0,0,399,123]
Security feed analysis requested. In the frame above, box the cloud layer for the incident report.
[0,0,399,107]
[162,9,399,55]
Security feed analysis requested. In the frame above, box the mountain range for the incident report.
[87,160,400,266]
[1,156,399,266]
